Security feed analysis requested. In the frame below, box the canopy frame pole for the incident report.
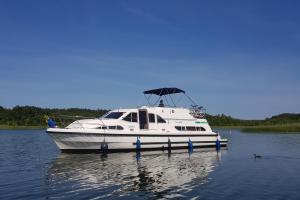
[153,96,161,106]
[153,89,163,106]
[144,93,153,106]
[166,88,176,107]
[184,93,198,106]
[164,88,170,107]
[169,92,176,107]
[164,94,170,107]
[175,93,184,106]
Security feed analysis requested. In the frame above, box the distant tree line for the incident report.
[0,106,299,127]
[206,113,300,126]
[0,106,108,127]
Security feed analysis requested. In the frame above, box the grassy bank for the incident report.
[240,124,300,133]
[0,125,45,130]
[2,124,300,133]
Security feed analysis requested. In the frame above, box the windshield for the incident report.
[103,112,124,119]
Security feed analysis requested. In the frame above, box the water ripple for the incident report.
[2,130,300,199]
[45,150,220,199]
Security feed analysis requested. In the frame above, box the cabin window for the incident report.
[157,115,166,123]
[148,113,155,123]
[123,114,131,122]
[99,125,123,130]
[123,112,138,122]
[117,125,124,130]
[104,112,124,119]
[176,126,201,131]
[186,126,196,131]
[132,113,137,122]
[196,127,206,131]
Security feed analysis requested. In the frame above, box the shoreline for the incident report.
[213,124,300,133]
[1,124,300,133]
[0,125,46,130]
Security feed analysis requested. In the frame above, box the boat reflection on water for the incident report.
[47,149,227,199]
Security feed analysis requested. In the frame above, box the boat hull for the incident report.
[46,128,228,153]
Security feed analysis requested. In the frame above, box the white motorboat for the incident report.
[46,88,228,152]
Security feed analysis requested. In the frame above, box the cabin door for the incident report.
[138,110,148,130]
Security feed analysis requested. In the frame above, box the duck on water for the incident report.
[254,154,262,158]
[46,87,228,153]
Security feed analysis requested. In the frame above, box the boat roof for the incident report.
[111,106,185,112]
[143,87,185,96]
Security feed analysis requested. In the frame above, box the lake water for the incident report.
[1,129,300,199]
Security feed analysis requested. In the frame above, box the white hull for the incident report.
[47,128,227,152]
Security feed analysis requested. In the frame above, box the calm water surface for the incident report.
[1,129,300,199]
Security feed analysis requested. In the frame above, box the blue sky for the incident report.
[0,0,300,119]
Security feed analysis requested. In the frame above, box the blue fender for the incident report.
[188,138,193,151]
[136,137,141,151]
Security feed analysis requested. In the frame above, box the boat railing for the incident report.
[189,105,206,119]
[49,115,97,129]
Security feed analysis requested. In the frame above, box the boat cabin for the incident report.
[66,88,211,133]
